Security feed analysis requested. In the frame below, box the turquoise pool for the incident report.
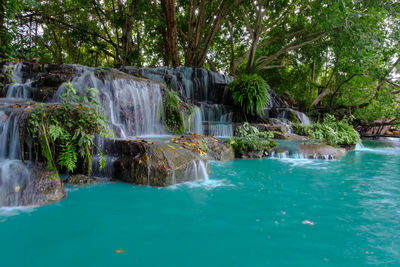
[1,140,399,266]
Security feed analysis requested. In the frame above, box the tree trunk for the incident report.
[162,0,180,66]
[246,33,260,71]
[184,0,244,67]
[0,0,5,55]
[120,0,138,66]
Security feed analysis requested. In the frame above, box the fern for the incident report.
[48,125,66,140]
[228,74,270,117]
[99,151,107,171]
[59,140,78,172]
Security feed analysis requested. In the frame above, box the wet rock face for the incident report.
[26,168,67,205]
[120,66,233,104]
[112,139,209,187]
[297,143,348,160]
[273,132,308,141]
[65,175,98,186]
[236,150,267,159]
[202,136,235,161]
[250,123,290,133]
[30,64,76,102]
[0,166,67,208]
[169,135,235,161]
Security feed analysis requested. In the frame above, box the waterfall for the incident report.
[0,109,22,159]
[2,62,34,99]
[201,103,233,137]
[54,67,166,138]
[0,104,35,207]
[0,159,33,207]
[185,106,204,135]
[121,66,234,137]
[183,160,209,182]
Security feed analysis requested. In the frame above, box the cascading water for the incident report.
[183,160,209,182]
[0,109,22,159]
[121,66,235,137]
[0,102,36,207]
[184,106,204,135]
[1,62,34,99]
[54,66,166,138]
[1,62,230,195]
[201,103,234,137]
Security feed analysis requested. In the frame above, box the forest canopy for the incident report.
[1,0,399,125]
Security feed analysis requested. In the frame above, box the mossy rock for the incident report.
[230,137,277,159]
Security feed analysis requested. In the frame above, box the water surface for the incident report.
[1,140,399,266]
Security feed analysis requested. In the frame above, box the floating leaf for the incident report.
[115,249,125,254]
[14,185,20,193]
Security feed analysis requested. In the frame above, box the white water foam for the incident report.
[0,206,37,222]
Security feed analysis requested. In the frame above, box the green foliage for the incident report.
[28,82,113,177]
[163,89,184,135]
[230,122,276,155]
[293,114,361,146]
[234,122,274,139]
[229,137,277,154]
[228,74,270,117]
[353,86,400,126]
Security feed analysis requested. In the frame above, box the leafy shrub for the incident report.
[293,114,361,146]
[163,89,184,135]
[230,122,276,155]
[228,74,270,117]
[234,122,274,139]
[28,82,113,177]
[229,137,277,154]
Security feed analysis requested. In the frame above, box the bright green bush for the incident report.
[293,114,361,146]
[228,74,270,117]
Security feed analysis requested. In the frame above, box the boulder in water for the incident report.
[230,138,277,159]
[26,168,67,206]
[203,136,235,161]
[297,143,348,160]
[113,139,209,187]
[169,135,235,161]
[0,162,67,207]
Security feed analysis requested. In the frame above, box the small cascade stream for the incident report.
[1,62,34,99]
[201,103,234,137]
[0,101,36,207]
[54,66,166,138]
